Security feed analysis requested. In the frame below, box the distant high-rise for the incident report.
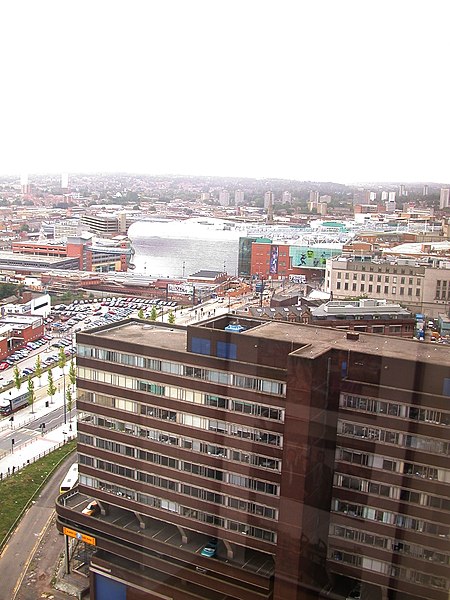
[388,191,396,203]
[381,191,388,201]
[200,192,210,201]
[20,173,30,195]
[399,184,406,196]
[309,190,319,204]
[264,190,275,209]
[234,190,245,206]
[218,190,230,207]
[439,188,449,209]
[281,191,292,204]
[61,172,69,190]
[423,184,429,196]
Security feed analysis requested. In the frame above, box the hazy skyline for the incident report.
[1,1,449,184]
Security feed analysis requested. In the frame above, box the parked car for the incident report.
[82,500,100,516]
[0,362,10,371]
[200,538,218,558]
[346,585,361,600]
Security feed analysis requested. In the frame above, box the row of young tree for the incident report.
[137,306,176,324]
[12,347,76,416]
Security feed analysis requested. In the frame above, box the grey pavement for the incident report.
[0,379,77,478]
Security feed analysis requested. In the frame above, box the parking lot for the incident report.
[53,296,178,333]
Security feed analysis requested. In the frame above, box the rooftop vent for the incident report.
[346,331,360,341]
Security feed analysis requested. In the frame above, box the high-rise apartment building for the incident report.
[264,191,274,209]
[439,188,449,210]
[218,190,231,207]
[56,316,450,600]
[235,190,245,206]
[282,191,292,204]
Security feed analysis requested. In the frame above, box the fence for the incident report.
[0,434,76,481]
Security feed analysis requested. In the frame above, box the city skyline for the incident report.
[1,1,448,184]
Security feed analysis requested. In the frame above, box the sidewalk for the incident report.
[0,383,77,478]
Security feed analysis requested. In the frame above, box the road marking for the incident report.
[11,510,55,600]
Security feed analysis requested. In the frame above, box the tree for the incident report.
[13,364,21,390]
[58,346,67,424]
[168,310,175,324]
[47,368,56,404]
[58,346,67,372]
[68,359,76,392]
[150,306,158,321]
[35,354,42,385]
[66,388,73,421]
[27,376,35,414]
[138,308,145,320]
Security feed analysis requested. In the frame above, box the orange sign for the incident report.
[63,526,96,546]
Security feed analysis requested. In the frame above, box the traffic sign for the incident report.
[63,526,96,546]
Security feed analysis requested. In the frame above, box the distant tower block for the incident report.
[235,190,245,206]
[439,188,450,209]
[218,190,230,207]
[264,190,274,209]
[266,192,274,224]
[423,184,429,196]
[61,172,69,190]
[20,173,30,194]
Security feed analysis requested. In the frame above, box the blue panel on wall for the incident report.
[95,573,126,600]
[217,341,237,359]
[191,337,211,356]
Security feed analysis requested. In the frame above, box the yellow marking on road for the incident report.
[11,510,55,600]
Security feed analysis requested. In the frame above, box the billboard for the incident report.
[167,283,194,296]
[290,246,341,268]
[269,245,279,274]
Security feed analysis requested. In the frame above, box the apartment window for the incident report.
[361,274,365,281]
[392,286,396,294]
[399,287,404,295]
[360,284,365,292]
[337,272,342,279]
[368,285,373,293]
[353,273,358,280]
[337,282,341,290]
[344,283,349,290]
[377,275,382,282]
[385,275,389,282]
[369,274,373,282]
[372,325,385,334]
[352,283,357,291]
[384,286,388,294]
[408,288,412,296]
[345,273,349,279]
[376,285,381,293]
[400,277,405,284]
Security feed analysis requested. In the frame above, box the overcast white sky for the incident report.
[0,1,448,184]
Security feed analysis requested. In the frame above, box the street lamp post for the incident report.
[62,430,67,445]
[63,373,67,425]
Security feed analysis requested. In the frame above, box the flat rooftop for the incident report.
[243,319,450,365]
[81,317,450,366]
[88,320,187,352]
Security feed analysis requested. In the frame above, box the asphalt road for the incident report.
[0,454,74,600]
[0,405,65,455]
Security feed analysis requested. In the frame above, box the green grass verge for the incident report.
[0,440,76,548]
